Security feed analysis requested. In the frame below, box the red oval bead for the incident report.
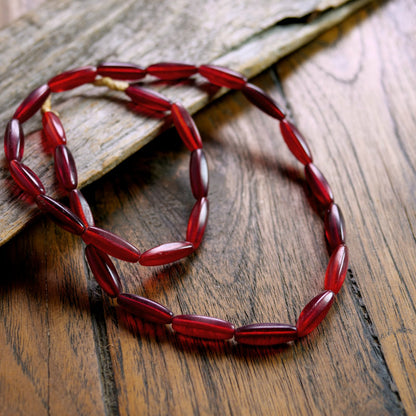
[186,197,209,249]
[13,84,50,122]
[242,83,285,120]
[147,62,198,80]
[125,86,171,112]
[172,315,235,340]
[305,163,334,207]
[48,66,97,92]
[279,120,313,165]
[82,226,141,262]
[171,103,202,151]
[97,62,146,80]
[190,149,208,199]
[297,290,335,337]
[117,293,173,324]
[325,203,346,252]
[69,189,95,226]
[85,245,121,297]
[4,119,24,162]
[42,111,66,147]
[36,194,85,235]
[325,245,349,294]
[54,145,78,190]
[139,241,194,266]
[235,323,297,346]
[198,65,247,89]
[9,160,45,197]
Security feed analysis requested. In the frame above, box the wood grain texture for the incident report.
[1,0,416,415]
[0,0,373,245]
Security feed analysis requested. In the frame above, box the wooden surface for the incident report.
[1,0,416,415]
[0,0,373,245]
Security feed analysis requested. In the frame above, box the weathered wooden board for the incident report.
[0,0,373,245]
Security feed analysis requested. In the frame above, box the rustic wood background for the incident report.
[1,0,415,415]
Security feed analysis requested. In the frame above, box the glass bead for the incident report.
[117,293,173,324]
[82,226,141,262]
[54,145,78,191]
[242,83,285,120]
[48,66,97,92]
[279,120,313,165]
[4,119,24,162]
[125,86,171,112]
[85,245,121,297]
[324,245,349,294]
[69,189,95,226]
[9,160,45,197]
[297,290,335,337]
[36,194,85,235]
[305,163,334,207]
[190,148,208,199]
[186,197,209,249]
[198,65,247,89]
[235,323,297,346]
[325,203,346,252]
[147,62,198,80]
[13,84,50,123]
[139,241,194,266]
[171,103,202,151]
[172,314,235,340]
[42,111,66,147]
[97,62,146,80]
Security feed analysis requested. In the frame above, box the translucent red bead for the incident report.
[54,145,78,190]
[171,103,203,151]
[4,119,24,162]
[186,197,209,249]
[69,189,95,227]
[172,315,235,340]
[325,245,349,294]
[297,290,335,337]
[242,83,285,120]
[13,84,50,122]
[117,293,173,324]
[199,64,247,89]
[305,163,333,207]
[125,86,172,112]
[279,120,313,165]
[9,160,45,197]
[42,111,66,147]
[48,66,97,92]
[139,241,194,266]
[147,62,198,80]
[97,62,146,80]
[235,323,297,346]
[190,149,209,199]
[325,203,346,251]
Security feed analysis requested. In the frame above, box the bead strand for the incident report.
[4,61,349,347]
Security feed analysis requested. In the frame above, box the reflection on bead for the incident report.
[235,323,297,346]
[125,86,171,112]
[13,84,50,122]
[171,103,202,151]
[4,119,24,162]
[42,112,66,147]
[305,163,333,207]
[324,245,349,294]
[48,66,97,92]
[186,198,209,249]
[279,120,313,165]
[139,241,194,266]
[54,145,78,190]
[69,189,95,227]
[9,160,45,196]
[190,149,208,199]
[199,65,247,89]
[325,203,346,252]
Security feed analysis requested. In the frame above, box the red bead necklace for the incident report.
[4,62,348,346]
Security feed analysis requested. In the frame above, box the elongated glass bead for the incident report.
[172,315,235,340]
[198,65,247,89]
[190,149,208,199]
[42,111,66,147]
[171,103,202,151]
[48,66,97,92]
[297,290,335,337]
[69,189,95,226]
[117,293,173,324]
[305,163,333,207]
[82,226,141,262]
[242,83,285,120]
[235,323,297,346]
[13,84,50,123]
[9,160,45,196]
[139,241,194,266]
[147,62,198,80]
[125,86,171,112]
[4,119,24,162]
[54,145,78,190]
[324,245,349,294]
[97,62,146,80]
[85,245,121,297]
[279,120,313,165]
[36,194,85,235]
[186,197,209,249]
[325,203,345,251]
